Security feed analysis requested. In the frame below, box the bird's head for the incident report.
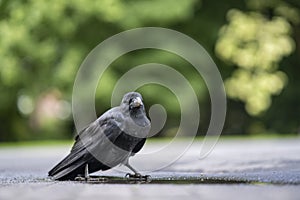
[121,92,145,113]
[129,96,143,110]
[121,91,150,129]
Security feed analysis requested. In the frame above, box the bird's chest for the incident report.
[120,119,150,138]
[113,132,142,152]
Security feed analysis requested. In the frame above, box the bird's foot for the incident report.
[74,175,108,183]
[125,173,152,183]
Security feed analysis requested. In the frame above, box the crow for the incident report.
[48,92,151,181]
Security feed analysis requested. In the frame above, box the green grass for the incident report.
[147,133,299,142]
[0,140,73,148]
[218,133,299,140]
[0,133,298,148]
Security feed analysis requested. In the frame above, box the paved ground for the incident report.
[0,138,299,199]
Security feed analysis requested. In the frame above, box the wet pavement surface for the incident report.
[0,138,299,199]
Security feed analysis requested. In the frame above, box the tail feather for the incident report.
[48,153,110,181]
[48,151,87,180]
[49,160,86,180]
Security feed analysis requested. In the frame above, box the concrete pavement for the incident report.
[0,138,299,199]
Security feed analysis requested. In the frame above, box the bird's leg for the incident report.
[124,160,151,183]
[75,164,90,181]
[75,163,108,183]
[84,163,90,180]
[124,162,140,176]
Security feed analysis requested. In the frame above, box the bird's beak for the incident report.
[131,97,143,108]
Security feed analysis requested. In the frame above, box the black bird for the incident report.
[48,92,151,181]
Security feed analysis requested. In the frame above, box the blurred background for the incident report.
[0,0,299,142]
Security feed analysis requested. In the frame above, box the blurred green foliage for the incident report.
[0,0,299,141]
[215,0,298,115]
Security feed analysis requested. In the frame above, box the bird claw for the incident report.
[74,175,108,183]
[74,174,151,183]
[125,173,152,183]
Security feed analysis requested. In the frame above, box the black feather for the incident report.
[48,92,150,181]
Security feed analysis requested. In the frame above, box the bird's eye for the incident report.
[128,98,133,105]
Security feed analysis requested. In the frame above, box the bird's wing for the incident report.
[48,111,123,180]
[132,138,146,153]
[70,115,120,154]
